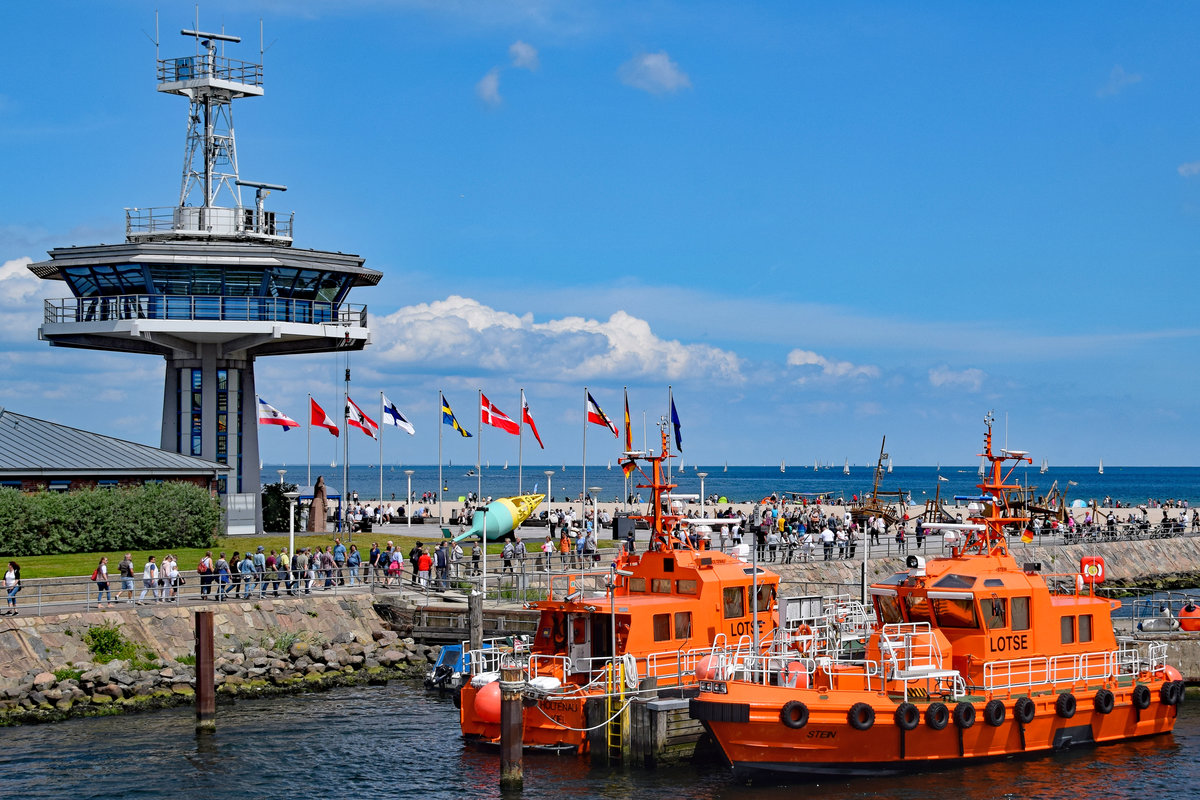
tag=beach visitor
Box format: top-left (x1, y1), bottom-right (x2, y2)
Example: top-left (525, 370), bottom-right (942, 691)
top-left (471, 540), bottom-right (483, 576)
top-left (137, 555), bottom-right (158, 604)
top-left (502, 538), bottom-right (515, 573)
top-left (368, 542), bottom-right (381, 584)
top-left (93, 556), bottom-right (113, 607)
top-left (4, 561), bottom-right (20, 615)
top-left (417, 547), bottom-right (432, 587)
top-left (333, 538), bottom-right (347, 585)
top-left (164, 555), bottom-right (180, 601)
top-left (559, 532), bottom-right (571, 567)
top-left (347, 543), bottom-right (361, 586)
top-left (435, 541), bottom-right (449, 589)
top-left (821, 526), bottom-right (835, 561)
top-left (229, 551), bottom-right (242, 598)
top-left (275, 548), bottom-right (288, 597)
top-left (239, 552), bottom-right (255, 598)
top-left (198, 550), bottom-right (214, 599)
top-left (409, 542), bottom-right (423, 585)
top-left (253, 546), bottom-right (267, 597)
top-left (320, 546), bottom-right (336, 589)
top-left (117, 553), bottom-right (135, 603)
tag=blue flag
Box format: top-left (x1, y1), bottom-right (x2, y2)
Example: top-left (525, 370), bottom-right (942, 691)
top-left (670, 395), bottom-right (682, 452)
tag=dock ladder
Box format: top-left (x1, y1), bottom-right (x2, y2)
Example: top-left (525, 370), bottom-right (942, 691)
top-left (604, 659), bottom-right (627, 763)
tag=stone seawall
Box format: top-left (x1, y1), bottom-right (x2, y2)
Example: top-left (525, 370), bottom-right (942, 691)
top-left (0, 595), bottom-right (442, 724)
top-left (771, 535), bottom-right (1200, 589)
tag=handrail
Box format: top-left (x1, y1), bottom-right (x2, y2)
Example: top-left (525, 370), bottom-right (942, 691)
top-left (43, 295), bottom-right (367, 327)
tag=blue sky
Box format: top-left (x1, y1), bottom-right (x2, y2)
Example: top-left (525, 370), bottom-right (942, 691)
top-left (2, 1), bottom-right (1199, 469)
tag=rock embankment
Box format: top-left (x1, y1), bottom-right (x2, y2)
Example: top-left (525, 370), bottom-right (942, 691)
top-left (0, 595), bottom-right (442, 725)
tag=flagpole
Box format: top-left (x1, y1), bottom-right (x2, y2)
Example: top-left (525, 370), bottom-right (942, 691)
top-left (581, 386), bottom-right (587, 529)
top-left (378, 391), bottom-right (384, 510)
top-left (438, 391), bottom-right (444, 525)
top-left (307, 393), bottom-right (312, 488)
top-left (477, 388), bottom-right (483, 506)
top-left (518, 389), bottom-right (524, 497)
top-left (667, 385), bottom-right (674, 487)
top-left (342, 361), bottom-right (349, 537)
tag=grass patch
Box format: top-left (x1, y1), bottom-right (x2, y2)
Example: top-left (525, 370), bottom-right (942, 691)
top-left (54, 667), bottom-right (83, 682)
top-left (177, 654), bottom-right (196, 666)
top-left (83, 621), bottom-right (159, 669)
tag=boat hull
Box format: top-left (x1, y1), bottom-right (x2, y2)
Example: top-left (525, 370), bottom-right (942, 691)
top-left (692, 684), bottom-right (1178, 781)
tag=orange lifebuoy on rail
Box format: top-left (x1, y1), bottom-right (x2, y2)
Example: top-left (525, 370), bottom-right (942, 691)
top-left (791, 624), bottom-right (815, 654)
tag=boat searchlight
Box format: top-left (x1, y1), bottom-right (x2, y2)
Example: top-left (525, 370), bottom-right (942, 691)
top-left (906, 555), bottom-right (927, 577)
top-left (564, 590), bottom-right (583, 603)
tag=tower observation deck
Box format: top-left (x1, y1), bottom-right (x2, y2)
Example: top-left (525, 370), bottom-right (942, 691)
top-left (28, 25), bottom-right (383, 532)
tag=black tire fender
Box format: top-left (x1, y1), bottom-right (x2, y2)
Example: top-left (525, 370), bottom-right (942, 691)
top-left (894, 702), bottom-right (919, 731)
top-left (1056, 692), bottom-right (1077, 719)
top-left (1014, 695), bottom-right (1036, 725)
top-left (848, 702), bottom-right (875, 731)
top-left (1093, 688), bottom-right (1115, 714)
top-left (984, 699), bottom-right (1006, 727)
top-left (925, 701), bottom-right (949, 731)
top-left (780, 700), bottom-right (809, 729)
top-left (953, 701), bottom-right (976, 729)
top-left (1132, 684), bottom-right (1151, 710)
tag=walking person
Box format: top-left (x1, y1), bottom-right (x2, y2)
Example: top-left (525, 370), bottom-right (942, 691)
top-left (3, 561), bottom-right (20, 615)
top-left (164, 555), bottom-right (180, 602)
top-left (253, 546), bottom-right (267, 598)
top-left (228, 551), bottom-right (242, 599)
top-left (215, 552), bottom-right (230, 600)
top-left (408, 541), bottom-right (423, 586)
top-left (197, 550), bottom-right (214, 599)
top-left (239, 552), bottom-right (255, 598)
top-left (137, 555), bottom-right (158, 604)
top-left (92, 556), bottom-right (114, 607)
top-left (347, 543), bottom-right (361, 586)
top-left (117, 553), bottom-right (135, 604)
top-left (434, 541), bottom-right (449, 589)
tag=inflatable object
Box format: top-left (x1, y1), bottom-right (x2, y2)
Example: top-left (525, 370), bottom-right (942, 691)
top-left (455, 494), bottom-right (545, 542)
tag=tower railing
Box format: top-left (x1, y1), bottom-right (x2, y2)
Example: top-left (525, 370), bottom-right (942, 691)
top-left (158, 54), bottom-right (263, 88)
top-left (43, 295), bottom-right (367, 327)
top-left (126, 207), bottom-right (294, 243)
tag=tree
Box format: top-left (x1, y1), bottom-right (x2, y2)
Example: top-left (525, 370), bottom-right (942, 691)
top-left (261, 482), bottom-right (299, 533)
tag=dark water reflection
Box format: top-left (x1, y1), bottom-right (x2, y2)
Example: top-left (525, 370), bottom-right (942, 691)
top-left (0, 685), bottom-right (1191, 799)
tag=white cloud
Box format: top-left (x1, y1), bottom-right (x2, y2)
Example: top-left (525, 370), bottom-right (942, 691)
top-left (1179, 162), bottom-right (1200, 178)
top-left (509, 41), bottom-right (539, 71)
top-left (0, 257), bottom-right (44, 343)
top-left (929, 366), bottom-right (985, 392)
top-left (618, 51), bottom-right (691, 95)
top-left (1097, 64), bottom-right (1142, 98)
top-left (786, 348), bottom-right (879, 380)
top-left (371, 295), bottom-right (743, 382)
top-left (476, 68), bottom-right (502, 106)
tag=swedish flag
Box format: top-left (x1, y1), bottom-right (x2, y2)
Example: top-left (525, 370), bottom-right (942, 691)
top-left (441, 393), bottom-right (472, 438)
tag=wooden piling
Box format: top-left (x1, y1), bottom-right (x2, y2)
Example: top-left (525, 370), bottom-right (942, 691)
top-left (195, 610), bottom-right (215, 733)
top-left (469, 590), bottom-right (483, 654)
top-left (499, 663), bottom-right (524, 791)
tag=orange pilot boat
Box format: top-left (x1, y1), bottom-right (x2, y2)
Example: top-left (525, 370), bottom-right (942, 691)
top-left (458, 425), bottom-right (780, 753)
top-left (690, 414), bottom-right (1182, 780)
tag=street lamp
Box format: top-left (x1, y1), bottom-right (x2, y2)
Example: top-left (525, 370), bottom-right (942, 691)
top-left (283, 489), bottom-right (300, 568)
top-left (697, 472), bottom-right (708, 519)
top-left (277, 469), bottom-right (286, 486)
top-left (589, 486), bottom-right (603, 540)
top-left (404, 470), bottom-right (415, 528)
top-left (544, 470), bottom-right (555, 516)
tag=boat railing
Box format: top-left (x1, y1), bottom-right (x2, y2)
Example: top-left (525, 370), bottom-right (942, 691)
top-left (980, 645), bottom-right (1145, 694)
top-left (527, 653), bottom-right (571, 681)
top-left (465, 637), bottom-right (529, 675)
top-left (879, 622), bottom-right (944, 675)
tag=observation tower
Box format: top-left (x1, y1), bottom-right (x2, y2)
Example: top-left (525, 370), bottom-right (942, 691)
top-left (29, 27), bottom-right (382, 531)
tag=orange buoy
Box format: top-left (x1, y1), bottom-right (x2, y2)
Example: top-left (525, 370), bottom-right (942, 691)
top-left (1179, 604), bottom-right (1200, 632)
top-left (474, 680), bottom-right (502, 723)
top-left (696, 655), bottom-right (719, 681)
top-left (782, 660), bottom-right (810, 689)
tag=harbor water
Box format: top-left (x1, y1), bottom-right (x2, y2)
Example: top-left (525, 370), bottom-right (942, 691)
top-left (0, 682), bottom-right (1193, 799)
top-left (279, 464), bottom-right (1200, 508)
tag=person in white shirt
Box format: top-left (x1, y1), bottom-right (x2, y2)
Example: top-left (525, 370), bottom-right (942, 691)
top-left (138, 556), bottom-right (158, 604)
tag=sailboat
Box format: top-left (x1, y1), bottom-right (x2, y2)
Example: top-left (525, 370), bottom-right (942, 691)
top-left (1099, 459), bottom-right (1104, 475)
top-left (843, 458), bottom-right (850, 475)
top-left (607, 460), bottom-right (612, 470)
top-left (723, 461), bottom-right (728, 472)
top-left (503, 461), bottom-right (508, 470)
top-left (978, 457), bottom-right (986, 477)
top-left (886, 457), bottom-right (893, 474)
top-left (813, 459), bottom-right (818, 472)
top-left (1040, 458), bottom-right (1048, 474)
top-left (780, 459), bottom-right (786, 474)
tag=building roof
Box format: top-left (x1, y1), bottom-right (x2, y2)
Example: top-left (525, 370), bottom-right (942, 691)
top-left (0, 407), bottom-right (230, 478)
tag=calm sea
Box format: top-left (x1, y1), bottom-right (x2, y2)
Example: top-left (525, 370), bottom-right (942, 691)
top-left (270, 464), bottom-right (1200, 507)
top-left (0, 683), bottom-right (1192, 799)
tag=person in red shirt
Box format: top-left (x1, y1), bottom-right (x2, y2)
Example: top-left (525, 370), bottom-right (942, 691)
top-left (417, 548), bottom-right (433, 587)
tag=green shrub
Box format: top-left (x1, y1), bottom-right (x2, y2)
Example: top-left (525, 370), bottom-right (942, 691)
top-left (0, 483), bottom-right (221, 557)
top-left (54, 667), bottom-right (83, 682)
top-left (177, 654), bottom-right (196, 666)
top-left (84, 621), bottom-right (135, 663)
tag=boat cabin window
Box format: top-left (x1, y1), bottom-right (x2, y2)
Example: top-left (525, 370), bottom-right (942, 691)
top-left (933, 574), bottom-right (977, 589)
top-left (982, 597), bottom-right (1007, 629)
top-left (904, 594), bottom-right (932, 623)
top-left (754, 584), bottom-right (776, 613)
top-left (984, 579), bottom-right (1004, 587)
top-left (1079, 614), bottom-right (1093, 643)
top-left (676, 579), bottom-right (698, 595)
top-left (629, 578), bottom-right (646, 593)
top-left (723, 587), bottom-right (745, 619)
top-left (653, 613), bottom-right (671, 642)
top-left (932, 598), bottom-right (980, 629)
top-left (876, 595), bottom-right (904, 624)
top-left (1011, 597), bottom-right (1031, 631)
top-left (1061, 616), bottom-right (1075, 644)
top-left (651, 579), bottom-right (672, 594)
top-left (675, 611), bottom-right (693, 640)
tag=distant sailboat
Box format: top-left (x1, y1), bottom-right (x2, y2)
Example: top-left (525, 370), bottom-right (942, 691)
top-left (843, 458), bottom-right (850, 475)
top-left (486, 460), bottom-right (490, 469)
top-left (781, 459), bottom-right (786, 473)
top-left (887, 458), bottom-right (893, 474)
top-left (1040, 458), bottom-right (1048, 474)
top-left (561, 464), bottom-right (565, 472)
top-left (813, 459), bottom-right (818, 472)
top-left (1099, 459), bottom-right (1104, 475)
top-left (503, 461), bottom-right (508, 470)
top-left (723, 461), bottom-right (728, 472)
top-left (978, 457), bottom-right (986, 477)
top-left (330, 460), bottom-right (336, 468)
top-left (607, 460), bottom-right (612, 470)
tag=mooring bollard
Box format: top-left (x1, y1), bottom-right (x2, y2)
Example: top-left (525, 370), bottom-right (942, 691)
top-left (499, 662), bottom-right (524, 791)
top-left (195, 610), bottom-right (215, 733)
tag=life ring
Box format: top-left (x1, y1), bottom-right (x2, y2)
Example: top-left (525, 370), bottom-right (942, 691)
top-left (1014, 696), bottom-right (1036, 725)
top-left (1132, 684), bottom-right (1152, 710)
top-left (780, 700), bottom-right (810, 729)
top-left (984, 699), bottom-right (1006, 727)
top-left (791, 624), bottom-right (815, 654)
top-left (848, 702), bottom-right (875, 731)
top-left (1056, 692), bottom-right (1077, 719)
top-left (953, 701), bottom-right (976, 729)
top-left (1093, 688), bottom-right (1115, 714)
top-left (925, 701), bottom-right (949, 731)
top-left (894, 702), bottom-right (920, 731)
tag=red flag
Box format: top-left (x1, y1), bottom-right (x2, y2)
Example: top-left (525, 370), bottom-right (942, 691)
top-left (346, 396), bottom-right (379, 439)
top-left (480, 393), bottom-right (520, 435)
top-left (622, 388), bottom-right (634, 477)
top-left (586, 391), bottom-right (618, 437)
top-left (521, 390), bottom-right (544, 449)
top-left (310, 397), bottom-right (339, 437)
